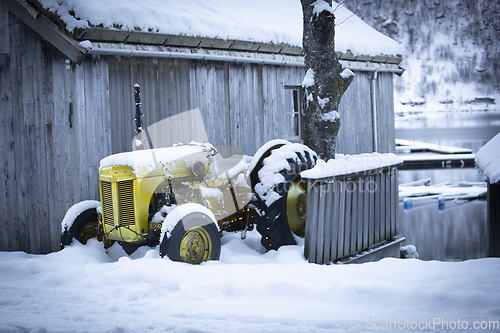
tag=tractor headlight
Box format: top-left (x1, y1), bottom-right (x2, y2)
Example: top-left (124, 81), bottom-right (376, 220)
top-left (192, 161), bottom-right (206, 177)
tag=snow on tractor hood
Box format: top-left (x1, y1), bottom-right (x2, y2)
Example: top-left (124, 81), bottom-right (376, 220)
top-left (99, 144), bottom-right (210, 175)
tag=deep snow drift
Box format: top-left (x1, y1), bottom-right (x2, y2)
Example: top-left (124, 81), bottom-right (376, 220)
top-left (0, 230), bottom-right (499, 333)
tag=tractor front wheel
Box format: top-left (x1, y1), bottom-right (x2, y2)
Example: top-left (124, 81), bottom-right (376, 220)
top-left (61, 208), bottom-right (99, 247)
top-left (160, 211), bottom-right (221, 264)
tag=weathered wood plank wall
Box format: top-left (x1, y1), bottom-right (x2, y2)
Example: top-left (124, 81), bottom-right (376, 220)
top-left (107, 57), bottom-right (305, 156)
top-left (0, 4), bottom-right (8, 53)
top-left (337, 71), bottom-right (374, 154)
top-left (337, 71), bottom-right (395, 155)
top-left (108, 57), bottom-right (193, 154)
top-left (106, 56), bottom-right (394, 157)
top-left (0, 6), bottom-right (16, 251)
top-left (375, 72), bottom-right (396, 153)
top-left (0, 9), bottom-right (110, 253)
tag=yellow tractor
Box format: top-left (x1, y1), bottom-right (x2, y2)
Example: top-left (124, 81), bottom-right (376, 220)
top-left (61, 139), bottom-right (316, 264)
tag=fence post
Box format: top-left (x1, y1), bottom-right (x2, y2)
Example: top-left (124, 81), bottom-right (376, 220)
top-left (323, 182), bottom-right (335, 263)
top-left (304, 181), bottom-right (319, 262)
top-left (316, 182), bottom-right (326, 264)
top-left (331, 181), bottom-right (340, 261)
top-left (356, 178), bottom-right (364, 253)
top-left (489, 182), bottom-right (500, 257)
top-left (350, 180), bottom-right (358, 255)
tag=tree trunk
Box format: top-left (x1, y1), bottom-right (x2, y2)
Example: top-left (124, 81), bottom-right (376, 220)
top-left (301, 0), bottom-right (354, 160)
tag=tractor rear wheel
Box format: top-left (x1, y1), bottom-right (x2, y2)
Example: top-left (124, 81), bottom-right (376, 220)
top-left (254, 145), bottom-right (316, 251)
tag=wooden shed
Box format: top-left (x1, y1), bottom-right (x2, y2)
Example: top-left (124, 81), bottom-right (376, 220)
top-left (0, 0), bottom-right (403, 253)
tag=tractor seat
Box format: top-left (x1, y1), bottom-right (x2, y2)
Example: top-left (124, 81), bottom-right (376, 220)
top-left (207, 154), bottom-right (248, 180)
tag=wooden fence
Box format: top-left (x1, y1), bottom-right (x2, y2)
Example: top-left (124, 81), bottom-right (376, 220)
top-left (303, 162), bottom-right (403, 264)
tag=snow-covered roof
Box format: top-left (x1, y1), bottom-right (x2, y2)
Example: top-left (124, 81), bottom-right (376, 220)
top-left (36, 0), bottom-right (403, 59)
top-left (475, 132), bottom-right (500, 184)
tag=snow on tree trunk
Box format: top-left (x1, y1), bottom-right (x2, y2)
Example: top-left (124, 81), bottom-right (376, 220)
top-left (301, 0), bottom-right (354, 160)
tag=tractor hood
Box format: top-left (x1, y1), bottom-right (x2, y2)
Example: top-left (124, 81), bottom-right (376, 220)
top-left (99, 145), bottom-right (210, 177)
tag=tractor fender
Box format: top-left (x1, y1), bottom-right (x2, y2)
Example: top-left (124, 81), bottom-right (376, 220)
top-left (248, 139), bottom-right (292, 189)
top-left (61, 200), bottom-right (101, 234)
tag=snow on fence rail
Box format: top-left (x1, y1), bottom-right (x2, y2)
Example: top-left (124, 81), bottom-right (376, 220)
top-left (301, 154), bottom-right (403, 264)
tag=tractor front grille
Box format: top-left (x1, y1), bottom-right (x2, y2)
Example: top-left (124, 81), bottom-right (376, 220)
top-left (101, 181), bottom-right (114, 227)
top-left (100, 180), bottom-right (136, 228)
top-left (117, 180), bottom-right (135, 227)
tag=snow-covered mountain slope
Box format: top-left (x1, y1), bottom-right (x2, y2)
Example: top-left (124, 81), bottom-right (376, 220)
top-left (343, 0), bottom-right (500, 110)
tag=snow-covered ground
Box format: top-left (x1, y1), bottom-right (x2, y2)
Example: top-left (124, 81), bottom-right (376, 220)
top-left (0, 230), bottom-right (499, 333)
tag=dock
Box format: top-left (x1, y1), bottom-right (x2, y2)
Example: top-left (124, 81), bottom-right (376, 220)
top-left (396, 139), bottom-right (473, 154)
top-left (399, 180), bottom-right (487, 210)
top-left (396, 139), bottom-right (476, 169)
